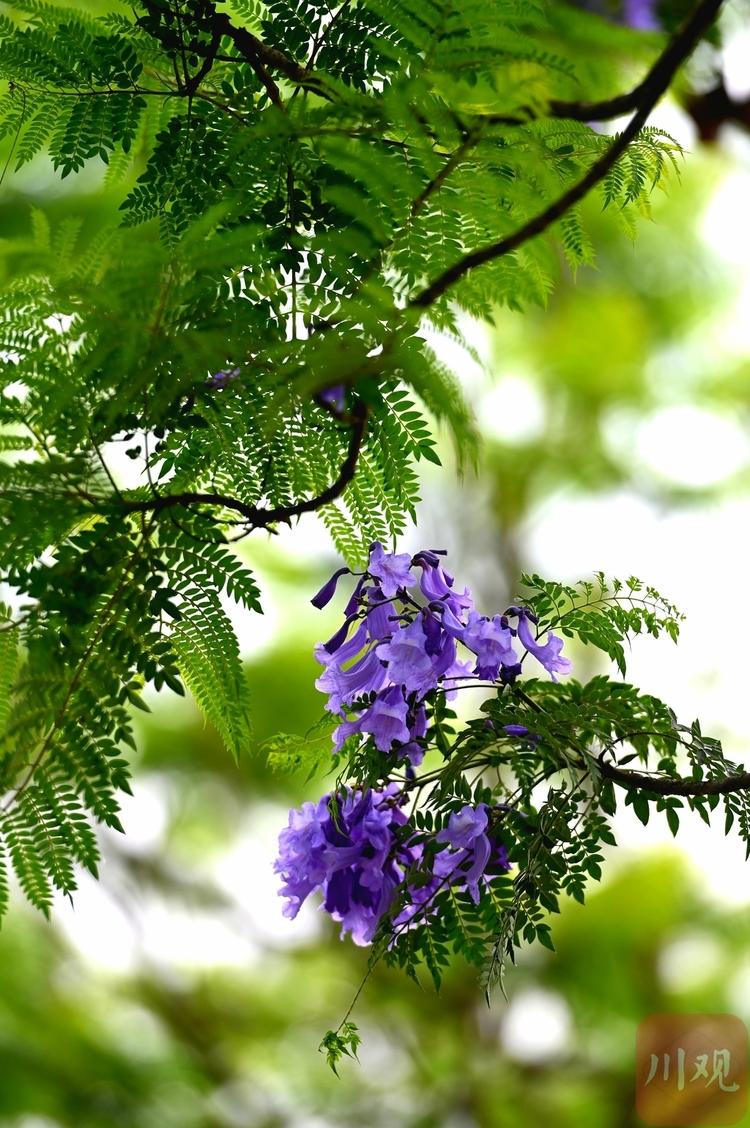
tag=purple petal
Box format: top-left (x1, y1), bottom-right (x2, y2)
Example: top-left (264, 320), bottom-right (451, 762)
top-left (311, 566), bottom-right (350, 609)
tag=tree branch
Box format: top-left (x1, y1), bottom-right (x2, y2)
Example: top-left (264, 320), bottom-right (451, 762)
top-left (684, 79), bottom-right (750, 141)
top-left (118, 399), bottom-right (368, 528)
top-left (598, 759), bottom-right (750, 797)
top-left (410, 128), bottom-right (480, 217)
top-left (484, 5), bottom-right (726, 128)
top-left (411, 0), bottom-right (724, 309)
top-left (183, 23), bottom-right (222, 97)
top-left (210, 11), bottom-right (334, 101)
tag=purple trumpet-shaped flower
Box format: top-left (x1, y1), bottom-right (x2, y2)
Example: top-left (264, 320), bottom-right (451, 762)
top-left (375, 616), bottom-right (438, 699)
top-left (358, 685), bottom-right (411, 751)
top-left (275, 785), bottom-right (419, 945)
top-left (318, 384), bottom-right (346, 413)
top-left (332, 714), bottom-right (364, 754)
top-left (503, 723), bottom-right (540, 742)
top-left (314, 619), bottom-right (368, 667)
top-left (275, 796), bottom-right (332, 920)
top-left (311, 566), bottom-right (351, 610)
top-left (460, 611), bottom-right (519, 680)
top-left (415, 553), bottom-right (474, 619)
top-left (623, 0), bottom-right (659, 30)
top-left (362, 583), bottom-right (398, 641)
top-left (440, 653), bottom-right (476, 700)
top-left (318, 613), bottom-right (360, 657)
top-left (310, 546), bottom-right (574, 762)
top-left (514, 611), bottom-right (572, 678)
top-left (437, 803), bottom-right (489, 849)
top-left (207, 365), bottom-right (241, 390)
top-left (367, 542), bottom-right (415, 599)
top-left (435, 803), bottom-right (510, 903)
top-left (394, 803), bottom-right (512, 926)
top-left (315, 647), bottom-right (388, 715)
top-left (393, 703), bottom-right (429, 767)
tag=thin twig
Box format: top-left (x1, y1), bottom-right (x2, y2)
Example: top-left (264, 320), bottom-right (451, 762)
top-left (116, 399), bottom-right (368, 528)
top-left (411, 0), bottom-right (724, 308)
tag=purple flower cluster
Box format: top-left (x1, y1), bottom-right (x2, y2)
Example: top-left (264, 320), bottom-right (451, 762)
top-left (394, 803), bottom-right (511, 929)
top-left (274, 784), bottom-right (420, 945)
top-left (312, 543), bottom-right (571, 762)
top-left (318, 384), bottom-right (346, 413)
top-left (275, 546), bottom-right (568, 948)
top-left (276, 792), bottom-right (510, 943)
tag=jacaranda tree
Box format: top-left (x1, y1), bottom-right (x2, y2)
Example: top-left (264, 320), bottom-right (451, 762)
top-left (0, 0), bottom-right (743, 1066)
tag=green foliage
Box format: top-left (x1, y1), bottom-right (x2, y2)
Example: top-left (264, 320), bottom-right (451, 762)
top-left (319, 1021), bottom-right (361, 1075)
top-left (519, 570), bottom-right (683, 674)
top-left (262, 714), bottom-right (335, 778)
top-left (336, 574), bottom-right (749, 1015)
top-left (0, 0), bottom-right (706, 923)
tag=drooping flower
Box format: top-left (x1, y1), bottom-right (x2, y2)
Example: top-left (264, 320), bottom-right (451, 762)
top-left (394, 702), bottom-right (429, 767)
top-left (315, 647), bottom-right (388, 715)
top-left (623, 0), bottom-right (659, 30)
top-left (440, 653), bottom-right (476, 700)
top-left (437, 803), bottom-right (489, 849)
top-left (435, 803), bottom-right (509, 903)
top-left (375, 616), bottom-right (438, 698)
top-left (514, 611), bottom-right (572, 678)
top-left (311, 566), bottom-right (351, 610)
top-left (275, 796), bottom-right (332, 920)
top-left (332, 715), bottom-right (364, 754)
top-left (414, 552), bottom-right (474, 619)
top-left (503, 724), bottom-right (541, 748)
top-left (314, 619), bottom-right (368, 666)
top-left (310, 547), bottom-right (572, 763)
top-left (394, 803), bottom-right (512, 927)
top-left (275, 785), bottom-right (419, 945)
top-left (318, 384), bottom-right (346, 413)
top-left (460, 611), bottom-right (519, 680)
top-left (358, 684), bottom-right (411, 751)
top-left (362, 583), bottom-right (398, 641)
top-left (276, 791), bottom-right (515, 944)
top-left (207, 365), bottom-right (241, 390)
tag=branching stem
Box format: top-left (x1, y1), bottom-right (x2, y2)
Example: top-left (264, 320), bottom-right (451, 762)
top-left (117, 400), bottom-right (368, 529)
top-left (412, 0), bottom-right (724, 307)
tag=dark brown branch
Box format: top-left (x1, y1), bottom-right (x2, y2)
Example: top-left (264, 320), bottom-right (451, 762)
top-left (14, 83), bottom-right (182, 98)
top-left (210, 11), bottom-right (334, 101)
top-left (118, 399), bottom-right (368, 528)
top-left (183, 25), bottom-right (223, 97)
top-left (512, 690), bottom-right (750, 799)
top-left (247, 55), bottom-right (284, 108)
top-left (411, 0), bottom-right (724, 309)
top-left (550, 0), bottom-right (724, 124)
top-left (598, 759), bottom-right (750, 797)
top-left (476, 5), bottom-right (727, 128)
top-left (684, 79), bottom-right (750, 141)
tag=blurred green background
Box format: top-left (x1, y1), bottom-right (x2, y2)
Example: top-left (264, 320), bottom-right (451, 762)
top-left (3, 1), bottom-right (750, 1124)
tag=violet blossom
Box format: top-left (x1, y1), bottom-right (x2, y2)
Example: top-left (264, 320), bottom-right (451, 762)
top-left (318, 384), bottom-right (347, 413)
top-left (513, 610), bottom-right (573, 679)
top-left (367, 543), bottom-right (414, 598)
top-left (207, 365), bottom-right (241, 390)
top-left (435, 803), bottom-right (503, 903)
top-left (276, 791), bottom-right (512, 943)
top-left (311, 543), bottom-right (571, 763)
top-left (275, 785), bottom-right (419, 945)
